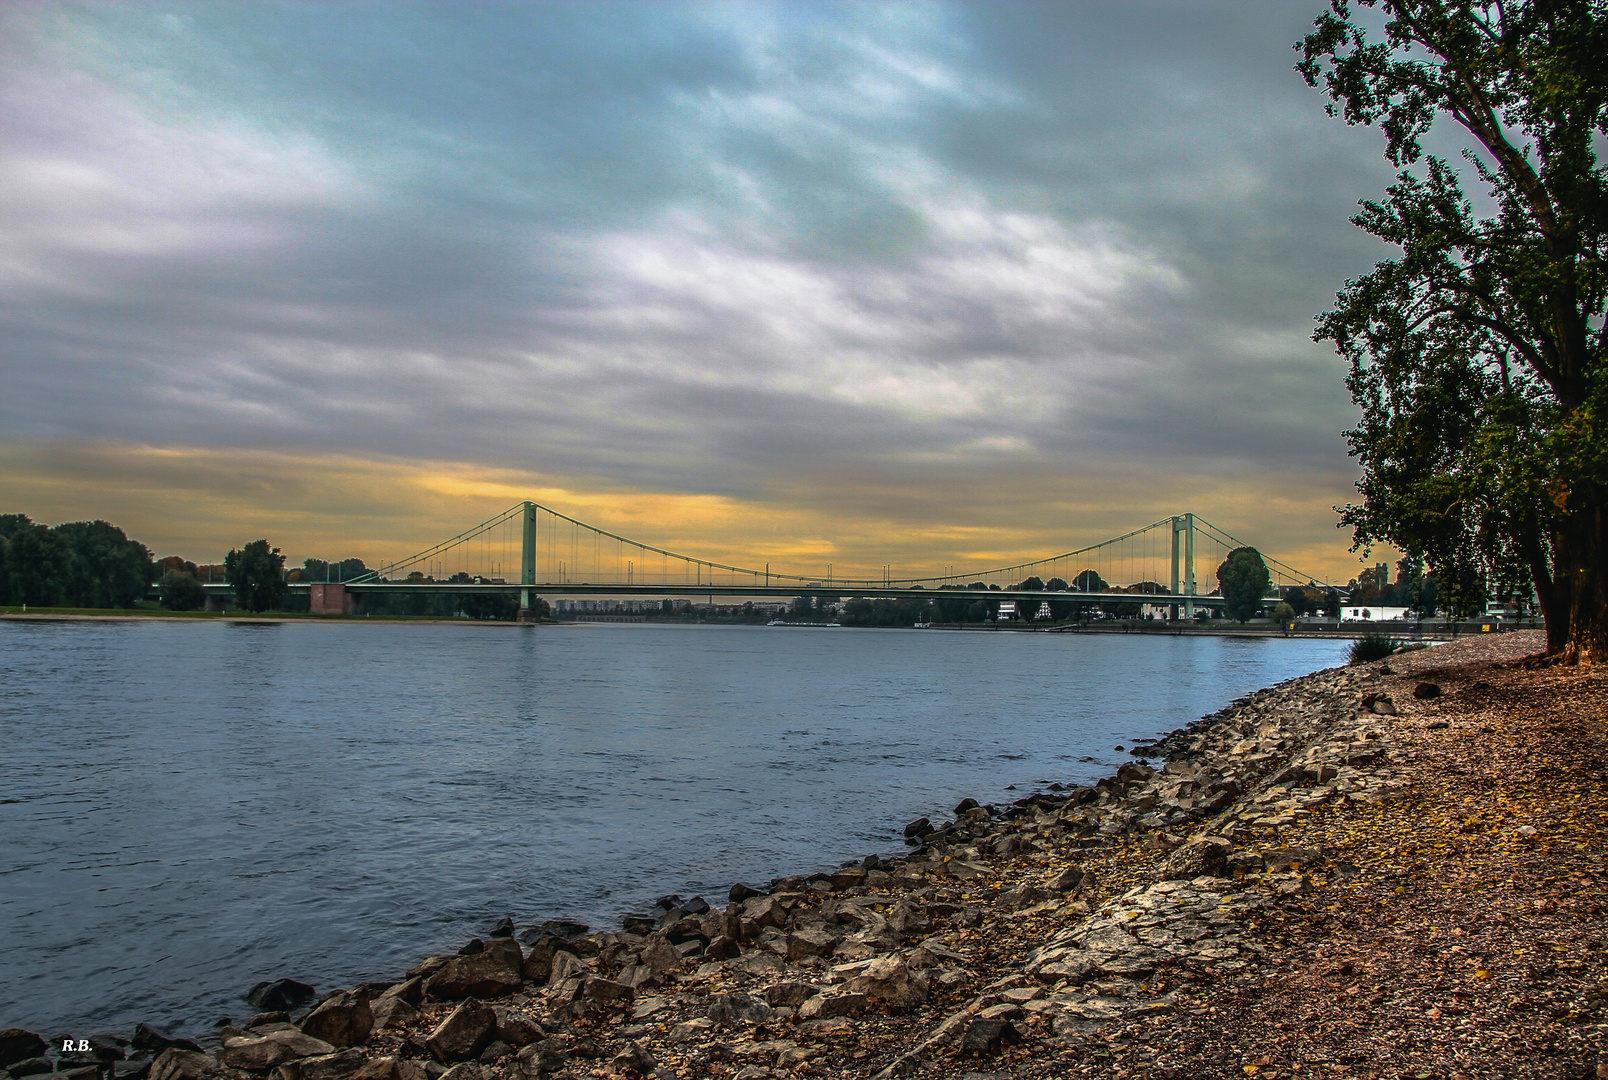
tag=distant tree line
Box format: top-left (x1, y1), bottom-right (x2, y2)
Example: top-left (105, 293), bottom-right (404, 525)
top-left (0, 514), bottom-right (158, 608)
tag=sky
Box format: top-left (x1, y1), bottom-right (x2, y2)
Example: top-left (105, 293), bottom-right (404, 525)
top-left (0, 0), bottom-right (1410, 583)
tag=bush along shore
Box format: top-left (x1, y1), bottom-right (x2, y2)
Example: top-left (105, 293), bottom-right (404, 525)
top-left (4, 630), bottom-right (1602, 1080)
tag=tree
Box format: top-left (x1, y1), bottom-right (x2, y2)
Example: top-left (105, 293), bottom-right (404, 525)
top-left (54, 520), bottom-right (155, 608)
top-left (1300, 0), bottom-right (1608, 663)
top-left (7, 523), bottom-right (72, 606)
top-left (1217, 546), bottom-right (1272, 623)
top-left (160, 569), bottom-right (206, 611)
top-left (1072, 569), bottom-right (1107, 592)
top-left (225, 539), bottom-right (288, 612)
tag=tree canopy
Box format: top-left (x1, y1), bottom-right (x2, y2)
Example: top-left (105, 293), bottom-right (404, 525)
top-left (1300, 0), bottom-right (1608, 662)
top-left (1217, 546), bottom-right (1273, 624)
top-left (225, 539), bottom-right (289, 613)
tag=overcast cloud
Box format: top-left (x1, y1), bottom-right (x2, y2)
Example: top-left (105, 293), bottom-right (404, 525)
top-left (0, 1), bottom-right (1403, 576)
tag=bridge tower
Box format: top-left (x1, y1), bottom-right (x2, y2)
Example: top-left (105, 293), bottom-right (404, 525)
top-left (1170, 514), bottom-right (1196, 621)
top-left (519, 500), bottom-right (537, 621)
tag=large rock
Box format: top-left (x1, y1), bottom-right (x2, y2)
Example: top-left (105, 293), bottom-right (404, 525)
top-left (0, 1032), bottom-right (47, 1070)
top-left (637, 935), bottom-right (681, 975)
top-left (427, 939), bottom-right (523, 1000)
top-left (425, 999), bottom-right (497, 1063)
top-left (221, 1031), bottom-right (336, 1072)
top-left (846, 955), bottom-right (928, 1008)
top-left (796, 992), bottom-right (866, 1020)
top-left (267, 1049), bottom-right (368, 1080)
top-left (491, 1008), bottom-right (543, 1048)
top-left (785, 928), bottom-right (837, 960)
top-left (149, 1050), bottom-right (228, 1080)
top-left (512, 1042), bottom-right (568, 1080)
top-left (246, 980), bottom-right (317, 1012)
top-left (580, 977), bottom-right (634, 1005)
top-left (369, 995), bottom-right (418, 1031)
top-left (131, 1026), bottom-right (203, 1056)
top-left (706, 992), bottom-right (776, 1027)
top-left (1163, 836), bottom-right (1233, 880)
top-left (348, 1059), bottom-right (427, 1080)
top-left (545, 950), bottom-right (589, 987)
top-left (299, 993), bottom-right (373, 1048)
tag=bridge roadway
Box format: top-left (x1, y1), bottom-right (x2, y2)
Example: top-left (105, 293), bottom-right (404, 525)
top-left (206, 582), bottom-right (1244, 608)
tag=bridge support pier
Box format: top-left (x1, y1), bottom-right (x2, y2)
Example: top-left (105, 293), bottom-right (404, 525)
top-left (309, 583), bottom-right (353, 615)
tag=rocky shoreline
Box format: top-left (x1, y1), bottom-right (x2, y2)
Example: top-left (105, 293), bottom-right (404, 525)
top-left (5, 630), bottom-right (1601, 1080)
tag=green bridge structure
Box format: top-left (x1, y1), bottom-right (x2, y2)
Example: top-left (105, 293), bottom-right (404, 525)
top-left (203, 502), bottom-right (1336, 619)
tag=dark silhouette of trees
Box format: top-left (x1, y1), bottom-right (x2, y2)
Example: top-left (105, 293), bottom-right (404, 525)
top-left (1217, 546), bottom-right (1272, 624)
top-left (225, 539), bottom-right (288, 613)
top-left (1300, 0), bottom-right (1608, 662)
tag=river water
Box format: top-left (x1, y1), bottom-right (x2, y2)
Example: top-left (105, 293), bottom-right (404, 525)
top-left (0, 619), bottom-right (1348, 1037)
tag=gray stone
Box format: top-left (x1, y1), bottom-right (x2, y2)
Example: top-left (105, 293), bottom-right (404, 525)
top-left (512, 1043), bottom-right (568, 1079)
top-left (426, 939), bottom-right (523, 1000)
top-left (580, 976), bottom-right (634, 1004)
top-left (763, 982), bottom-right (821, 1008)
top-left (609, 1042), bottom-right (655, 1074)
top-left (369, 995), bottom-right (418, 1031)
top-left (131, 1026), bottom-right (202, 1057)
top-left (300, 993), bottom-right (373, 1048)
top-left (245, 980), bottom-right (317, 1012)
top-left (637, 935), bottom-right (681, 975)
top-left (436, 1064), bottom-right (484, 1080)
top-left (148, 1050), bottom-right (227, 1080)
top-left (665, 1019), bottom-right (712, 1044)
top-left (545, 951), bottom-right (589, 987)
top-left (347, 1058), bottom-right (427, 1080)
top-left (491, 1009), bottom-right (543, 1048)
top-left (958, 1018), bottom-right (1012, 1055)
top-left (784, 928), bottom-right (836, 960)
top-left (706, 992), bottom-right (775, 1027)
top-left (1163, 836), bottom-right (1232, 880)
top-left (795, 993), bottom-right (866, 1021)
top-left (221, 1031), bottom-right (337, 1072)
top-left (847, 955), bottom-right (928, 1008)
top-left (424, 999), bottom-right (497, 1063)
top-left (268, 1049), bottom-right (368, 1080)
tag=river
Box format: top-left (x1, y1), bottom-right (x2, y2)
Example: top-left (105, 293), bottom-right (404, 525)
top-left (0, 619), bottom-right (1348, 1038)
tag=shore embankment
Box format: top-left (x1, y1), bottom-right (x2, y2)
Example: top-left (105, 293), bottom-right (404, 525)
top-left (5, 630), bottom-right (1602, 1080)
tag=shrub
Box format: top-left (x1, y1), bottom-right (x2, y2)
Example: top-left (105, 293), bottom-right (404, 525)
top-left (1348, 632), bottom-right (1398, 665)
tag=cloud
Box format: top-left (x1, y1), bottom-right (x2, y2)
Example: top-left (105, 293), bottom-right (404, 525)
top-left (0, 1), bottom-right (1401, 578)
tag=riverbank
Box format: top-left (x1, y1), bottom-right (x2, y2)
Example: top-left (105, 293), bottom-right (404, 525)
top-left (5, 631), bottom-right (1600, 1080)
top-left (0, 606), bottom-right (1531, 642)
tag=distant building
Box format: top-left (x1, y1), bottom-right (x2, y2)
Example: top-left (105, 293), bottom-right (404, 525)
top-left (997, 600), bottom-right (1017, 620)
top-left (1341, 605), bottom-right (1410, 621)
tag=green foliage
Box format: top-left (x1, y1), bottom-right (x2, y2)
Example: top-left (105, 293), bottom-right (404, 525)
top-left (1216, 546), bottom-right (1272, 623)
top-left (839, 597), bottom-right (936, 626)
top-left (160, 569), bottom-right (206, 611)
top-left (1349, 632), bottom-right (1400, 665)
top-left (1273, 601), bottom-right (1297, 624)
top-left (7, 522), bottom-right (73, 606)
top-left (1300, 0), bottom-right (1608, 660)
top-left (1073, 569), bottom-right (1107, 592)
top-left (54, 520), bottom-right (155, 607)
top-left (225, 539), bottom-right (289, 613)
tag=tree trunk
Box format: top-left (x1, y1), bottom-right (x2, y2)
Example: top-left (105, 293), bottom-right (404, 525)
top-left (1549, 482), bottom-right (1608, 664)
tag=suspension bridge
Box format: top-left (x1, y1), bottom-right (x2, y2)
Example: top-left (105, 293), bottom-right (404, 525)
top-left (240, 502), bottom-right (1336, 620)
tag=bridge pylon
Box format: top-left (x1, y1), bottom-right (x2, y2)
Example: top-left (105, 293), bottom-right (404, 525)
top-left (519, 500), bottom-right (537, 621)
top-left (1170, 514), bottom-right (1196, 621)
